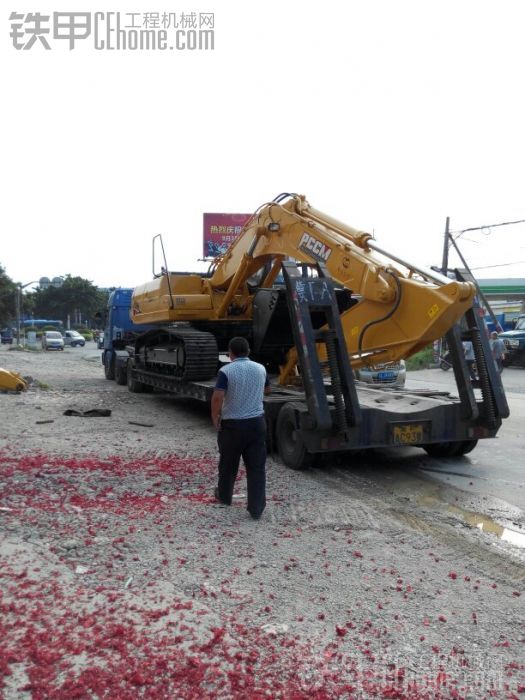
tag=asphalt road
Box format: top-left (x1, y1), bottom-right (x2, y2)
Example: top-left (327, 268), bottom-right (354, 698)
top-left (394, 366), bottom-right (525, 517)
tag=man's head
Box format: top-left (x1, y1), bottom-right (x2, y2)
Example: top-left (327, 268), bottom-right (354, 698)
top-left (228, 336), bottom-right (250, 358)
top-left (491, 331), bottom-right (498, 339)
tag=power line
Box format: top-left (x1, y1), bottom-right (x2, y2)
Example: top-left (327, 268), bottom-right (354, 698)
top-left (471, 260), bottom-right (525, 271)
top-left (451, 217), bottom-right (525, 237)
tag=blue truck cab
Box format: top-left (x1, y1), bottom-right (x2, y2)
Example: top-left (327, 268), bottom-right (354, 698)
top-left (499, 314), bottom-right (525, 367)
top-left (102, 288), bottom-right (156, 381)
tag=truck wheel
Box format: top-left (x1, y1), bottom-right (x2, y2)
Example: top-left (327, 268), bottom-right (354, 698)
top-left (423, 442), bottom-right (461, 457)
top-left (276, 403), bottom-right (315, 470)
top-left (127, 360), bottom-right (144, 393)
top-left (104, 352), bottom-right (115, 380)
top-left (423, 440), bottom-right (477, 458)
top-left (115, 363), bottom-right (127, 385)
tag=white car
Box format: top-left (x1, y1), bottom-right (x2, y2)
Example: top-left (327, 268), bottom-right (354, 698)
top-left (41, 331), bottom-right (65, 351)
top-left (63, 330), bottom-right (86, 347)
top-left (354, 360), bottom-right (406, 387)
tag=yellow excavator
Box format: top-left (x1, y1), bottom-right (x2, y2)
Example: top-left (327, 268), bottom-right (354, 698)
top-left (131, 193), bottom-right (475, 379)
top-left (116, 193), bottom-right (508, 467)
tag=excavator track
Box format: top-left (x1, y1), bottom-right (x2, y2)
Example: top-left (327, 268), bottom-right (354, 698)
top-left (136, 326), bottom-right (218, 381)
top-left (174, 328), bottom-right (218, 380)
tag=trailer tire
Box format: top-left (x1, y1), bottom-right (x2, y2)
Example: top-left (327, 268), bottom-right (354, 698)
top-left (423, 439), bottom-right (478, 458)
top-left (127, 361), bottom-right (144, 393)
top-left (276, 403), bottom-right (315, 470)
top-left (115, 363), bottom-right (127, 385)
top-left (104, 352), bottom-right (115, 380)
top-left (456, 439), bottom-right (478, 455)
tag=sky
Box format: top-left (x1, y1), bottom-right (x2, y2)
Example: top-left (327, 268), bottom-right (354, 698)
top-left (2, 0), bottom-right (525, 292)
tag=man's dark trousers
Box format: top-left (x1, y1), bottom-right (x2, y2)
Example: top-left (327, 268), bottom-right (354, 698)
top-left (217, 416), bottom-right (266, 518)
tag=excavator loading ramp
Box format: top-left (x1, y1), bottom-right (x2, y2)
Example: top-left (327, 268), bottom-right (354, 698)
top-left (281, 261), bottom-right (361, 434)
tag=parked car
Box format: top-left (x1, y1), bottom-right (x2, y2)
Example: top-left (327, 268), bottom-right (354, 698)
top-left (63, 330), bottom-right (86, 347)
top-left (1, 328), bottom-right (13, 344)
top-left (354, 359), bottom-right (406, 387)
top-left (97, 332), bottom-right (104, 350)
top-left (499, 314), bottom-right (525, 367)
top-left (41, 331), bottom-right (65, 351)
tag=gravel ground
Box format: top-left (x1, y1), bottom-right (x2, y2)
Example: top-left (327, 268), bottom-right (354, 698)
top-left (0, 344), bottom-right (524, 699)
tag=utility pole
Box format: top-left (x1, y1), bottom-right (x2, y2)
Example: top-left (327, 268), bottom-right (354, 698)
top-left (435, 217), bottom-right (451, 364)
top-left (441, 216), bottom-right (450, 274)
top-left (16, 281), bottom-right (40, 346)
top-left (16, 285), bottom-right (21, 346)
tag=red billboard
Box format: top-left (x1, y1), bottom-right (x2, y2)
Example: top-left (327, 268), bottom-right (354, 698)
top-left (203, 212), bottom-right (252, 258)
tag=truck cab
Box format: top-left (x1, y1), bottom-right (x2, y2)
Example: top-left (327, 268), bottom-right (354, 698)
top-left (102, 288), bottom-right (157, 381)
top-left (499, 314), bottom-right (525, 367)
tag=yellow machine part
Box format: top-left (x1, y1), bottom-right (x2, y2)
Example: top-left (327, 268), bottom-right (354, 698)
top-left (0, 368), bottom-right (28, 392)
top-left (130, 194), bottom-right (477, 375)
top-left (131, 275), bottom-right (214, 323)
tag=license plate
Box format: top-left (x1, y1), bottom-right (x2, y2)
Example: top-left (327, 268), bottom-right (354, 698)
top-left (391, 423), bottom-right (424, 445)
top-left (378, 371), bottom-right (395, 380)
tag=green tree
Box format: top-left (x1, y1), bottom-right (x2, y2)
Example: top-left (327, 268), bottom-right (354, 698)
top-left (0, 264), bottom-right (17, 327)
top-left (32, 275), bottom-right (107, 326)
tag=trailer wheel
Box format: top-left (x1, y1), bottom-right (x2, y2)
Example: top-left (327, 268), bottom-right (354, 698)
top-left (276, 403), bottom-right (315, 470)
top-left (423, 439), bottom-right (478, 458)
top-left (104, 352), bottom-right (115, 380)
top-left (127, 360), bottom-right (144, 393)
top-left (456, 439), bottom-right (478, 455)
top-left (115, 363), bottom-right (127, 385)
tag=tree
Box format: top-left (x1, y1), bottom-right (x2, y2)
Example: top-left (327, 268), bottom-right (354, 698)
top-left (31, 275), bottom-right (107, 326)
top-left (0, 264), bottom-right (17, 327)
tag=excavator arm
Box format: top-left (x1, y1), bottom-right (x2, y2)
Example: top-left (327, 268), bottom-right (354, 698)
top-left (206, 195), bottom-right (475, 364)
top-left (131, 194), bottom-right (476, 375)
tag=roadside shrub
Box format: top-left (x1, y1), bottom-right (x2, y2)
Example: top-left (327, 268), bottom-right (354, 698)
top-left (68, 325), bottom-right (93, 341)
top-left (405, 345), bottom-right (435, 371)
top-left (73, 328), bottom-right (93, 341)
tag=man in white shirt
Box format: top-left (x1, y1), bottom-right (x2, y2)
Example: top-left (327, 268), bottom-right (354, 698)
top-left (211, 337), bottom-right (271, 520)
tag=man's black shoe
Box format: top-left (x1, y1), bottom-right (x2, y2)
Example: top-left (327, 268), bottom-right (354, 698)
top-left (214, 487), bottom-right (230, 505)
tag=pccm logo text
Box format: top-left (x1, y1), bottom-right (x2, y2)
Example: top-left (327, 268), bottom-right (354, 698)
top-left (298, 232), bottom-right (332, 262)
top-left (94, 13), bottom-right (214, 50)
